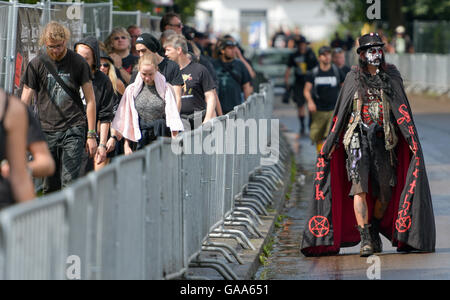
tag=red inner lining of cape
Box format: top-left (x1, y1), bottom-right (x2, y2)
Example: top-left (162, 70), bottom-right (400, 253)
top-left (304, 133), bottom-right (411, 255)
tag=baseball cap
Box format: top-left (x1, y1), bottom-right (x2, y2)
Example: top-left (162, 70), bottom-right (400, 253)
top-left (318, 46), bottom-right (332, 55)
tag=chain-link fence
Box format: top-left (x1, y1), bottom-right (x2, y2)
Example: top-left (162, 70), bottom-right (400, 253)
top-left (112, 10), bottom-right (161, 36)
top-left (0, 0), bottom-right (161, 93)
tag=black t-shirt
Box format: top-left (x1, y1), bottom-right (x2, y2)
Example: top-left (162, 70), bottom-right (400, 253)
top-left (158, 57), bottom-right (184, 86)
top-left (213, 58), bottom-right (251, 114)
top-left (287, 49), bottom-right (318, 85)
top-left (21, 50), bottom-right (92, 132)
top-left (306, 65), bottom-right (345, 111)
top-left (122, 54), bottom-right (139, 74)
top-left (129, 57), bottom-right (184, 87)
top-left (180, 61), bottom-right (216, 115)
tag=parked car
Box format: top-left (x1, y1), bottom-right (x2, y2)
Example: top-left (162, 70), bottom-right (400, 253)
top-left (249, 48), bottom-right (295, 94)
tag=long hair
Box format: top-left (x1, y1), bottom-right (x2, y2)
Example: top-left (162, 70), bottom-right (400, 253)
top-left (104, 27), bottom-right (132, 54)
top-left (357, 49), bottom-right (393, 98)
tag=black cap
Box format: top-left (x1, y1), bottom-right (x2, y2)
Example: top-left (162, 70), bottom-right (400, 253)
top-left (136, 33), bottom-right (164, 56)
top-left (318, 46), bottom-right (332, 56)
top-left (296, 36), bottom-right (308, 45)
top-left (357, 32), bottom-right (385, 54)
top-left (100, 50), bottom-right (114, 65)
top-left (220, 40), bottom-right (237, 49)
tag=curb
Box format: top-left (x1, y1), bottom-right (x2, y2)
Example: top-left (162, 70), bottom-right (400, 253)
top-left (184, 130), bottom-right (294, 280)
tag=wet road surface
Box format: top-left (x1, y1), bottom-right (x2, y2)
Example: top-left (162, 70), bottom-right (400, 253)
top-left (256, 94), bottom-right (450, 280)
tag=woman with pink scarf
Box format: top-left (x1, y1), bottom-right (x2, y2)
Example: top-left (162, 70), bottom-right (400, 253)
top-left (110, 54), bottom-right (184, 155)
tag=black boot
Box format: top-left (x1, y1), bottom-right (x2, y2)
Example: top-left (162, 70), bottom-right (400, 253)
top-left (357, 225), bottom-right (374, 257)
top-left (370, 218), bottom-right (383, 253)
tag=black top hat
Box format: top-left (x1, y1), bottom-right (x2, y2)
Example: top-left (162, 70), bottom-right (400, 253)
top-left (356, 32), bottom-right (385, 54)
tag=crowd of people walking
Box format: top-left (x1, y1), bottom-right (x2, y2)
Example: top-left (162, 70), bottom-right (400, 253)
top-left (0, 12), bottom-right (258, 204)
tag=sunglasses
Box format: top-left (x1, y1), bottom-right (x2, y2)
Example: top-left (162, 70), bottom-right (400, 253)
top-left (101, 63), bottom-right (110, 68)
top-left (114, 36), bottom-right (128, 41)
top-left (169, 23), bottom-right (183, 28)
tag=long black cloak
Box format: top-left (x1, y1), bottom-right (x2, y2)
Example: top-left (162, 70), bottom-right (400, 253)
top-left (301, 64), bottom-right (436, 256)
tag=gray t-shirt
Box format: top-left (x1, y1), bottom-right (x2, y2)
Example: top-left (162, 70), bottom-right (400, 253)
top-left (134, 84), bottom-right (165, 123)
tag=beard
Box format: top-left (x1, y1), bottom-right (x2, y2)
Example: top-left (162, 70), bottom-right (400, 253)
top-left (47, 48), bottom-right (67, 61)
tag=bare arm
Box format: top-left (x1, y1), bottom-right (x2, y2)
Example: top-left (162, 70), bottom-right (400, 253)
top-left (4, 98), bottom-right (35, 202)
top-left (173, 85), bottom-right (182, 112)
top-left (284, 67), bottom-right (291, 88)
top-left (203, 90), bottom-right (217, 123)
top-left (242, 82), bottom-right (253, 100)
top-left (304, 82), bottom-right (316, 113)
top-left (95, 122), bottom-right (110, 164)
top-left (21, 84), bottom-right (35, 106)
top-left (213, 89), bottom-right (223, 116)
top-left (82, 81), bottom-right (98, 157)
top-left (28, 141), bottom-right (55, 178)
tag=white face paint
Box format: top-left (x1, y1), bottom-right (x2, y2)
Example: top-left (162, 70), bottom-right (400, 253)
top-left (365, 46), bottom-right (383, 66)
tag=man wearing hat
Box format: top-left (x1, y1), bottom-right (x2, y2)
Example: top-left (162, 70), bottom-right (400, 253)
top-left (284, 37), bottom-right (318, 137)
top-left (133, 33), bottom-right (183, 112)
top-left (301, 33), bottom-right (435, 258)
top-left (212, 38), bottom-right (253, 114)
top-left (304, 45), bottom-right (345, 153)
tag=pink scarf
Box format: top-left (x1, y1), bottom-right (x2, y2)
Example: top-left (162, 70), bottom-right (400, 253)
top-left (112, 71), bottom-right (183, 142)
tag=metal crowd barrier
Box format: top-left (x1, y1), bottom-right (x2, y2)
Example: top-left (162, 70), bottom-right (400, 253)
top-left (0, 83), bottom-right (292, 280)
top-left (385, 53), bottom-right (450, 95)
top-left (347, 50), bottom-right (450, 95)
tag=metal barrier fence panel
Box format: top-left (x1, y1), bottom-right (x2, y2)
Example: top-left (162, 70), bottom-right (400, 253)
top-left (213, 116), bottom-right (227, 223)
top-left (0, 2), bottom-right (11, 90)
top-left (224, 111), bottom-right (236, 217)
top-left (0, 193), bottom-right (68, 280)
top-left (65, 176), bottom-right (96, 280)
top-left (83, 2), bottom-right (113, 43)
top-left (182, 129), bottom-right (205, 264)
top-left (144, 142), bottom-right (163, 279)
top-left (114, 151), bottom-right (146, 279)
top-left (159, 138), bottom-right (185, 279)
top-left (199, 127), bottom-right (212, 240)
top-left (91, 163), bottom-right (120, 280)
top-left (112, 11), bottom-right (138, 31)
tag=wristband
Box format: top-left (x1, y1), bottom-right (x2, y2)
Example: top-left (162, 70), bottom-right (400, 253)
top-left (87, 130), bottom-right (97, 139)
top-left (99, 143), bottom-right (107, 149)
top-left (111, 135), bottom-right (119, 142)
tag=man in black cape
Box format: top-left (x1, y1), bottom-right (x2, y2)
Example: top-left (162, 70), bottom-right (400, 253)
top-left (301, 33), bottom-right (436, 257)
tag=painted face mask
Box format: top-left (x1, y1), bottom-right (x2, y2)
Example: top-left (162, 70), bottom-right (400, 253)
top-left (365, 46), bottom-right (383, 66)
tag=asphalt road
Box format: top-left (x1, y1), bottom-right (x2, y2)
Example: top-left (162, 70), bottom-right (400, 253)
top-left (256, 93), bottom-right (450, 280)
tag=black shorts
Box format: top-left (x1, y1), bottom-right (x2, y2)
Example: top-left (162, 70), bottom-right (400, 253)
top-left (293, 82), bottom-right (306, 107)
top-left (347, 123), bottom-right (396, 202)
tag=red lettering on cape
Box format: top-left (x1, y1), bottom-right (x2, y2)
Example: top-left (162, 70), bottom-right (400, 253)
top-left (408, 125), bottom-right (415, 135)
top-left (331, 116), bottom-right (338, 133)
top-left (317, 158), bottom-right (326, 168)
top-left (315, 184), bottom-right (325, 200)
top-left (315, 171), bottom-right (325, 181)
top-left (413, 168), bottom-right (419, 178)
top-left (408, 180), bottom-right (417, 194)
top-left (397, 104), bottom-right (411, 125)
top-left (411, 136), bottom-right (418, 154)
top-left (415, 156), bottom-right (420, 167)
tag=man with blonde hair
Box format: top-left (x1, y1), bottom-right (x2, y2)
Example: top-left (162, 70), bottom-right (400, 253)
top-left (21, 21), bottom-right (97, 194)
top-left (104, 27), bottom-right (139, 85)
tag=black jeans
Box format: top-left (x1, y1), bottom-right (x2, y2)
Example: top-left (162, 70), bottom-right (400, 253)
top-left (136, 118), bottom-right (169, 150)
top-left (43, 126), bottom-right (86, 194)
